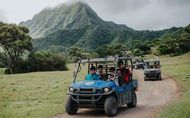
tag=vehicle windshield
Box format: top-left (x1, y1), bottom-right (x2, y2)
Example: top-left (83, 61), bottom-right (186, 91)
top-left (73, 62), bottom-right (117, 82)
top-left (73, 63), bottom-right (88, 82)
top-left (73, 59), bottom-right (133, 83)
top-left (144, 61), bottom-right (160, 69)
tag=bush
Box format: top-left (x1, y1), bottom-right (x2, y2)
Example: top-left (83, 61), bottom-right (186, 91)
top-left (6, 51), bottom-right (68, 74)
top-left (30, 51), bottom-right (67, 71)
top-left (13, 59), bottom-right (32, 73)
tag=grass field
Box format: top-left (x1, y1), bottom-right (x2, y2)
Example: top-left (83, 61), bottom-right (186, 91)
top-left (0, 68), bottom-right (6, 75)
top-left (0, 64), bottom-right (75, 118)
top-left (0, 53), bottom-right (190, 118)
top-left (157, 52), bottom-right (190, 118)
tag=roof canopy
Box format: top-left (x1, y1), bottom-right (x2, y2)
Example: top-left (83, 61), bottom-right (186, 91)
top-left (79, 56), bottom-right (133, 63)
top-left (144, 59), bottom-right (160, 62)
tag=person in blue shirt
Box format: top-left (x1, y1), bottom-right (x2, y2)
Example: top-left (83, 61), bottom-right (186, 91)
top-left (85, 66), bottom-right (100, 80)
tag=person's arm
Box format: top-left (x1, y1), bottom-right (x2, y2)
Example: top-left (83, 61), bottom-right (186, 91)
top-left (126, 65), bottom-right (132, 75)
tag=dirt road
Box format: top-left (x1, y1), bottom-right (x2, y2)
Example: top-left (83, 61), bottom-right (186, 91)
top-left (54, 70), bottom-right (179, 118)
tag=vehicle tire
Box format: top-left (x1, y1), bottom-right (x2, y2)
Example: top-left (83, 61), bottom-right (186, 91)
top-left (104, 96), bottom-right (118, 117)
top-left (65, 96), bottom-right (78, 115)
top-left (159, 74), bottom-right (162, 80)
top-left (144, 76), bottom-right (147, 81)
top-left (127, 91), bottom-right (137, 108)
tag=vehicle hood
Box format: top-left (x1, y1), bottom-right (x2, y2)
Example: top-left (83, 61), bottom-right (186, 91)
top-left (71, 80), bottom-right (116, 89)
top-left (146, 68), bottom-right (160, 71)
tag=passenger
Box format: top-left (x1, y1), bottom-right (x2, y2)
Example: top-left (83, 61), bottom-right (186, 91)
top-left (96, 65), bottom-right (105, 80)
top-left (108, 67), bottom-right (115, 81)
top-left (85, 66), bottom-right (100, 80)
top-left (125, 64), bottom-right (132, 83)
top-left (117, 60), bottom-right (132, 86)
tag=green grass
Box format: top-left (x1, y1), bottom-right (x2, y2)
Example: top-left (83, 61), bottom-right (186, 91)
top-left (0, 64), bottom-right (75, 118)
top-left (157, 52), bottom-right (190, 118)
top-left (1, 53), bottom-right (190, 118)
top-left (0, 68), bottom-right (6, 75)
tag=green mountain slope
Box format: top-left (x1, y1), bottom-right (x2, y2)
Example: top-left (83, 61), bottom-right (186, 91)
top-left (20, 2), bottom-right (181, 52)
top-left (157, 24), bottom-right (190, 55)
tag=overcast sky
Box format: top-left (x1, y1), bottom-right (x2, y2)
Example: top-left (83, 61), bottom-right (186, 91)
top-left (0, 0), bottom-right (190, 30)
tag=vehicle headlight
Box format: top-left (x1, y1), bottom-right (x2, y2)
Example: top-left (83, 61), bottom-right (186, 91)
top-left (104, 88), bottom-right (110, 93)
top-left (69, 87), bottom-right (74, 92)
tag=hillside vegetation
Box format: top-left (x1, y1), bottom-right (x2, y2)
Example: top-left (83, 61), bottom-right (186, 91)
top-left (20, 2), bottom-right (181, 52)
top-left (157, 24), bottom-right (190, 55)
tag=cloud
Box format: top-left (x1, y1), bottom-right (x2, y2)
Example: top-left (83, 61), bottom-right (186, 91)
top-left (0, 0), bottom-right (69, 24)
top-left (84, 0), bottom-right (190, 30)
top-left (0, 9), bottom-right (7, 22)
top-left (0, 0), bottom-right (189, 30)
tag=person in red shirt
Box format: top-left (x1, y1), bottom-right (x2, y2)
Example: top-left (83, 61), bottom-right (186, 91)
top-left (117, 60), bottom-right (132, 86)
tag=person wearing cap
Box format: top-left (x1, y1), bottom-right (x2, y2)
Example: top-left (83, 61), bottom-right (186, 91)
top-left (117, 60), bottom-right (132, 86)
top-left (96, 65), bottom-right (105, 80)
top-left (85, 66), bottom-right (100, 80)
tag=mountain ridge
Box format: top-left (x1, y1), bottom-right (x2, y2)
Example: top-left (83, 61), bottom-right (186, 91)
top-left (20, 1), bottom-right (182, 52)
top-left (20, 2), bottom-right (132, 38)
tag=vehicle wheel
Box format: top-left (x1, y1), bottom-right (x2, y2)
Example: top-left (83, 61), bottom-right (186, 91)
top-left (104, 96), bottom-right (118, 117)
top-left (127, 91), bottom-right (137, 108)
top-left (159, 74), bottom-right (162, 80)
top-left (144, 76), bottom-right (147, 81)
top-left (65, 96), bottom-right (78, 115)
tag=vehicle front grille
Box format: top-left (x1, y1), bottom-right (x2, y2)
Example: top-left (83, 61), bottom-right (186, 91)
top-left (147, 71), bottom-right (159, 77)
top-left (71, 88), bottom-right (103, 102)
top-left (79, 88), bottom-right (102, 94)
top-left (80, 88), bottom-right (93, 93)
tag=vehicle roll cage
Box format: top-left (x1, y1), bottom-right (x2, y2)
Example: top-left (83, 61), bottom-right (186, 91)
top-left (73, 56), bottom-right (133, 83)
top-left (144, 60), bottom-right (160, 69)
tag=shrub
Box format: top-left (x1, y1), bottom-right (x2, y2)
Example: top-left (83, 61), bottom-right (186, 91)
top-left (30, 51), bottom-right (67, 71)
top-left (5, 51), bottom-right (68, 74)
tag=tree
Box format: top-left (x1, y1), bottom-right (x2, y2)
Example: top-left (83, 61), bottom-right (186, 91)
top-left (130, 40), bottom-right (151, 54)
top-left (29, 51), bottom-right (67, 71)
top-left (157, 27), bottom-right (190, 55)
top-left (69, 46), bottom-right (82, 57)
top-left (68, 46), bottom-right (84, 62)
top-left (95, 43), bottom-right (127, 57)
top-left (0, 22), bottom-right (32, 73)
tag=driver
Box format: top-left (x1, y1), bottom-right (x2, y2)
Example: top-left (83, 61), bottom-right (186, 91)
top-left (85, 66), bottom-right (100, 80)
top-left (96, 65), bottom-right (105, 80)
